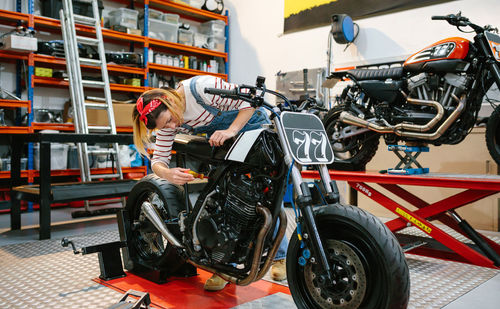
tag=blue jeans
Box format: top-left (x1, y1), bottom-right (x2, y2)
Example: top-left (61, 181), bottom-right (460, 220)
top-left (274, 216), bottom-right (288, 260)
top-left (191, 107), bottom-right (270, 136)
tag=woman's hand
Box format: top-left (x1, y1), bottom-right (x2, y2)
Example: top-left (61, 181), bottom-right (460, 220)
top-left (164, 167), bottom-right (195, 185)
top-left (209, 129), bottom-right (237, 147)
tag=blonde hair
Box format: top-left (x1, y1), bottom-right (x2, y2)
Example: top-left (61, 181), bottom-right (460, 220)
top-left (132, 88), bottom-right (185, 156)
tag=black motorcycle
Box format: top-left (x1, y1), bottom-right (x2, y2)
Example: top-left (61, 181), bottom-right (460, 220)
top-left (324, 12), bottom-right (500, 170)
top-left (123, 77), bottom-right (410, 308)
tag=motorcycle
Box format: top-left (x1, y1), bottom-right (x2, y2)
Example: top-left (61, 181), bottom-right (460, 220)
top-left (122, 77), bottom-right (410, 308)
top-left (324, 12), bottom-right (500, 171)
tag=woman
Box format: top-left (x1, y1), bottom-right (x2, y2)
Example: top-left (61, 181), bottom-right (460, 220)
top-left (132, 75), bottom-right (287, 291)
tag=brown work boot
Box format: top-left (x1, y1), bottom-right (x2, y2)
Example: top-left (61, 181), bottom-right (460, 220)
top-left (204, 274), bottom-right (229, 291)
top-left (270, 259), bottom-right (287, 281)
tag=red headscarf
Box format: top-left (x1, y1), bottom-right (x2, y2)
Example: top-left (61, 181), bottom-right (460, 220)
top-left (136, 96), bottom-right (164, 125)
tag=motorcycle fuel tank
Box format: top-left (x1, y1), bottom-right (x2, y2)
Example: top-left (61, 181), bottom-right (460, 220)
top-left (404, 37), bottom-right (470, 72)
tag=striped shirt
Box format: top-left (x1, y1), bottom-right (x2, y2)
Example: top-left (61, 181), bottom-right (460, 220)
top-left (151, 76), bottom-right (252, 168)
